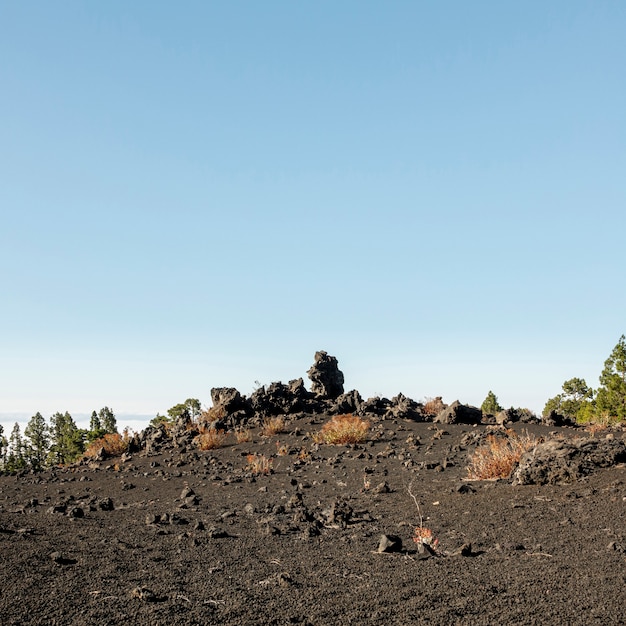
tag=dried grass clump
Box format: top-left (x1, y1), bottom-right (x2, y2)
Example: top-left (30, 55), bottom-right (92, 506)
top-left (313, 414), bottom-right (370, 445)
top-left (246, 453), bottom-right (272, 475)
top-left (234, 427), bottom-right (252, 444)
top-left (84, 433), bottom-right (129, 459)
top-left (423, 397), bottom-right (446, 417)
top-left (466, 429), bottom-right (539, 480)
top-left (200, 406), bottom-right (227, 423)
top-left (195, 428), bottom-right (228, 450)
top-left (261, 417), bottom-right (285, 437)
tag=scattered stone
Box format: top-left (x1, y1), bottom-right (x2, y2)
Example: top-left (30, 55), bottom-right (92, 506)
top-left (131, 587), bottom-right (159, 602)
top-left (377, 534), bottom-right (403, 553)
top-left (50, 552), bottom-right (76, 566)
top-left (373, 481), bottom-right (390, 494)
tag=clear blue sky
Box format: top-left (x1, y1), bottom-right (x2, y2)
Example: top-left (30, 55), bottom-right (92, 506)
top-left (1, 1), bottom-right (625, 431)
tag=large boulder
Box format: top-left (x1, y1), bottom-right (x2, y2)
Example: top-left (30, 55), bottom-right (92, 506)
top-left (209, 387), bottom-right (251, 426)
top-left (512, 437), bottom-right (626, 485)
top-left (434, 400), bottom-right (482, 425)
top-left (307, 351), bottom-right (345, 399)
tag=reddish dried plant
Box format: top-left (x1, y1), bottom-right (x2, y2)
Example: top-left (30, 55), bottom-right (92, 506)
top-left (422, 397), bottom-right (446, 417)
top-left (84, 433), bottom-right (129, 459)
top-left (246, 453), bottom-right (273, 475)
top-left (261, 417), bottom-right (285, 437)
top-left (195, 428), bottom-right (228, 450)
top-left (466, 429), bottom-right (539, 480)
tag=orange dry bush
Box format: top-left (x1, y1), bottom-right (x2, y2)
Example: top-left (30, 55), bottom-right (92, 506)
top-left (200, 406), bottom-right (227, 423)
top-left (84, 433), bottom-right (129, 459)
top-left (195, 428), bottom-right (228, 450)
top-left (234, 427), bottom-right (252, 443)
top-left (261, 417), bottom-right (285, 437)
top-left (466, 429), bottom-right (539, 480)
top-left (422, 397), bottom-right (446, 417)
top-left (413, 526), bottom-right (439, 549)
top-left (246, 453), bottom-right (272, 475)
top-left (313, 414), bottom-right (370, 445)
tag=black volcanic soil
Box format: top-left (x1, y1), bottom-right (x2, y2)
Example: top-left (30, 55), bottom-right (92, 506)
top-left (1, 416), bottom-right (625, 625)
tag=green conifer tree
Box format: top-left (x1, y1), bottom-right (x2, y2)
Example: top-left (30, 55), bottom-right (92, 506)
top-left (595, 335), bottom-right (626, 420)
top-left (24, 412), bottom-right (50, 471)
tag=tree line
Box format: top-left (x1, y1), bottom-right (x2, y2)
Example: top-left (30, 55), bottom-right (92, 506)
top-left (0, 407), bottom-right (118, 472)
top-left (543, 335), bottom-right (626, 423)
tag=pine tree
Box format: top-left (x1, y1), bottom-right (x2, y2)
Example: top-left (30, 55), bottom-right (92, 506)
top-left (48, 412), bottom-right (84, 465)
top-left (6, 423), bottom-right (26, 471)
top-left (595, 335), bottom-right (626, 420)
top-left (0, 424), bottom-right (7, 470)
top-left (99, 407), bottom-right (118, 434)
top-left (24, 412), bottom-right (50, 471)
top-left (481, 391), bottom-right (503, 416)
top-left (87, 410), bottom-right (106, 442)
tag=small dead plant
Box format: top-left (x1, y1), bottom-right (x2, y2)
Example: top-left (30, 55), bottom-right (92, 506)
top-left (313, 414), bottom-right (370, 445)
top-left (246, 453), bottom-right (273, 475)
top-left (195, 428), bottom-right (228, 450)
top-left (408, 482), bottom-right (439, 551)
top-left (261, 417), bottom-right (285, 437)
top-left (422, 397), bottom-right (446, 418)
top-left (234, 427), bottom-right (252, 443)
top-left (275, 442), bottom-right (290, 456)
top-left (200, 406), bottom-right (227, 423)
top-left (466, 429), bottom-right (539, 480)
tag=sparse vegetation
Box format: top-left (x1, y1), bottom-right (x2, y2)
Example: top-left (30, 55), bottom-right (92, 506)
top-left (481, 390), bottom-right (503, 416)
top-left (261, 417), bottom-right (285, 437)
top-left (195, 428), bottom-right (228, 450)
top-left (234, 427), bottom-right (252, 443)
top-left (201, 406), bottom-right (227, 423)
top-left (313, 414), bottom-right (370, 445)
top-left (466, 429), bottom-right (540, 480)
top-left (408, 482), bottom-right (439, 551)
top-left (422, 397), bottom-right (446, 418)
top-left (84, 432), bottom-right (130, 460)
top-left (246, 453), bottom-right (272, 475)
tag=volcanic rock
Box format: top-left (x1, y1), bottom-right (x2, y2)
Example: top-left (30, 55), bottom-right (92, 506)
top-left (307, 351), bottom-right (345, 399)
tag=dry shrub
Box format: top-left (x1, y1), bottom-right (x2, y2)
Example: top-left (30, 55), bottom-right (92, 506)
top-left (195, 428), bottom-right (228, 450)
top-left (261, 417), bottom-right (285, 437)
top-left (246, 453), bottom-right (272, 475)
top-left (275, 442), bottom-right (289, 456)
top-left (234, 427), bottom-right (252, 444)
top-left (466, 429), bottom-right (539, 480)
top-left (423, 397), bottom-right (446, 417)
top-left (84, 433), bottom-right (129, 460)
top-left (200, 406), bottom-right (226, 423)
top-left (313, 414), bottom-right (370, 445)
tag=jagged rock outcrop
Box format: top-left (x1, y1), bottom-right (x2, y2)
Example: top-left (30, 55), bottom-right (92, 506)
top-left (359, 396), bottom-right (391, 417)
top-left (330, 390), bottom-right (363, 415)
top-left (386, 393), bottom-right (424, 421)
top-left (434, 400), bottom-right (482, 425)
top-left (512, 437), bottom-right (626, 485)
top-left (250, 378), bottom-right (312, 417)
top-left (307, 351), bottom-right (345, 399)
top-left (209, 387), bottom-right (252, 427)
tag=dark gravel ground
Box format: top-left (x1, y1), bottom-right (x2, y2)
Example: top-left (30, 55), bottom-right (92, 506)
top-left (1, 416), bottom-right (625, 625)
